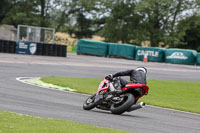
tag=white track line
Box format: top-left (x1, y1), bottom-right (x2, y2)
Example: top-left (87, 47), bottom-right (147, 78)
top-left (16, 77), bottom-right (89, 96)
top-left (16, 77), bottom-right (200, 116)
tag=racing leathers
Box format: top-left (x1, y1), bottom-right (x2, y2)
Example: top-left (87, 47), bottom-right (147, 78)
top-left (112, 69), bottom-right (147, 88)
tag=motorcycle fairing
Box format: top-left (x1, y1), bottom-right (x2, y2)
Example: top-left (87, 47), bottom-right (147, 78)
top-left (122, 84), bottom-right (149, 99)
top-left (97, 79), bottom-right (109, 94)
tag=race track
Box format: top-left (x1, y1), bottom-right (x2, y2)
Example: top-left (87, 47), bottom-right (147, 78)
top-left (0, 53), bottom-right (200, 133)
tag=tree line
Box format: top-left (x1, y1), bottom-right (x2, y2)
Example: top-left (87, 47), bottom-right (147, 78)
top-left (0, 0), bottom-right (200, 51)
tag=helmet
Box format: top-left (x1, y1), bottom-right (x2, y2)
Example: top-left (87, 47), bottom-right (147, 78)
top-left (136, 66), bottom-right (147, 74)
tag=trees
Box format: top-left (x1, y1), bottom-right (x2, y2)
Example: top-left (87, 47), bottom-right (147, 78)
top-left (173, 0), bottom-right (200, 51)
top-left (97, 0), bottom-right (197, 47)
top-left (177, 15), bottom-right (200, 51)
top-left (135, 0), bottom-right (195, 47)
top-left (66, 0), bottom-right (106, 39)
top-left (1, 0), bottom-right (40, 27)
top-left (99, 0), bottom-right (143, 44)
top-left (38, 0), bottom-right (51, 27)
top-left (0, 0), bottom-right (58, 27)
top-left (0, 0), bottom-right (13, 24)
top-left (0, 0), bottom-right (199, 50)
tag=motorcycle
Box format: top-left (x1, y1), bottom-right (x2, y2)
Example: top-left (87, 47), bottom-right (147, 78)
top-left (83, 77), bottom-right (149, 115)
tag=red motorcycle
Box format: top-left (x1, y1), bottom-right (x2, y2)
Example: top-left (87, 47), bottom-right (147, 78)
top-left (83, 77), bottom-right (149, 115)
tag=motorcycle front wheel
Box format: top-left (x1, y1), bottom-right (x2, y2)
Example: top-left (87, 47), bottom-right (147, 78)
top-left (110, 93), bottom-right (135, 115)
top-left (83, 94), bottom-right (96, 110)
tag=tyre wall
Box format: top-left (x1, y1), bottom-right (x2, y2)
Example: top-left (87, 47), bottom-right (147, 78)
top-left (108, 43), bottom-right (136, 59)
top-left (135, 46), bottom-right (165, 62)
top-left (35, 43), bottom-right (66, 57)
top-left (165, 49), bottom-right (197, 65)
top-left (77, 39), bottom-right (108, 57)
top-left (0, 39), bottom-right (67, 57)
top-left (0, 39), bottom-right (16, 53)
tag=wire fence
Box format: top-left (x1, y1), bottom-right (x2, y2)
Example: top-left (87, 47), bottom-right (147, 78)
top-left (17, 25), bottom-right (55, 44)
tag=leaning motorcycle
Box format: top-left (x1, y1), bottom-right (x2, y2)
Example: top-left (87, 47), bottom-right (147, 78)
top-left (83, 77), bottom-right (149, 115)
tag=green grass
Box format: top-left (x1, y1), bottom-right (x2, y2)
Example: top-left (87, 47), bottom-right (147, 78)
top-left (41, 76), bottom-right (200, 114)
top-left (141, 80), bottom-right (200, 113)
top-left (0, 110), bottom-right (129, 133)
top-left (41, 76), bottom-right (102, 94)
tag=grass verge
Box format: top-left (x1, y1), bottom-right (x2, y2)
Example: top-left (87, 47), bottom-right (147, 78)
top-left (41, 76), bottom-right (200, 114)
top-left (0, 110), bottom-right (129, 133)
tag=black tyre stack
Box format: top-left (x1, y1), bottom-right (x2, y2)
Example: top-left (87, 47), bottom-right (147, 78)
top-left (0, 40), bottom-right (67, 57)
top-left (0, 39), bottom-right (67, 57)
top-left (8, 40), bottom-right (16, 53)
top-left (0, 39), bottom-right (16, 53)
top-left (35, 42), bottom-right (43, 55)
top-left (36, 43), bottom-right (67, 57)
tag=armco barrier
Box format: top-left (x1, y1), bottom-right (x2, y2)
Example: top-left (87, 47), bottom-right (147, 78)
top-left (77, 39), bottom-right (108, 57)
top-left (108, 43), bottom-right (136, 59)
top-left (165, 49), bottom-right (197, 65)
top-left (135, 47), bottom-right (165, 62)
top-left (196, 53), bottom-right (200, 66)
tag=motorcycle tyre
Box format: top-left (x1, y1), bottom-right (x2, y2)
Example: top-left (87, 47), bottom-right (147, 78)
top-left (110, 93), bottom-right (135, 115)
top-left (83, 94), bottom-right (96, 110)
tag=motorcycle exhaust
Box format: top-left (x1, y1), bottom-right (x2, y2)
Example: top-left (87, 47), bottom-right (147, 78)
top-left (127, 102), bottom-right (146, 112)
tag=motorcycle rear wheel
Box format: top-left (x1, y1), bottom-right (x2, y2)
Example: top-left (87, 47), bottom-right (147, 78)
top-left (110, 93), bottom-right (135, 115)
top-left (83, 94), bottom-right (96, 110)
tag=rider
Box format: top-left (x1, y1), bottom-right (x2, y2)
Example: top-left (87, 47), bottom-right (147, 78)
top-left (105, 66), bottom-right (147, 91)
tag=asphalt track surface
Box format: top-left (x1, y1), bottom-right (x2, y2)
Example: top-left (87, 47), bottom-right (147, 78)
top-left (0, 53), bottom-right (200, 133)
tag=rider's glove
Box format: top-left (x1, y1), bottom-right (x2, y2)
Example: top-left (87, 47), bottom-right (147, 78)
top-left (105, 74), bottom-right (113, 80)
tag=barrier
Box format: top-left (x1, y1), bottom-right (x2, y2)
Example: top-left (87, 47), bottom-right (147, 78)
top-left (165, 49), bottom-right (197, 65)
top-left (0, 40), bottom-right (2, 52)
top-left (9, 41), bottom-right (16, 53)
top-left (196, 53), bottom-right (200, 66)
top-left (67, 46), bottom-right (77, 52)
top-left (77, 39), bottom-right (108, 57)
top-left (108, 43), bottom-right (136, 59)
top-left (67, 46), bottom-right (72, 52)
top-left (72, 46), bottom-right (77, 52)
top-left (135, 47), bottom-right (165, 62)
top-left (0, 39), bottom-right (66, 57)
top-left (39, 43), bottom-right (66, 57)
top-left (76, 39), bottom-right (200, 66)
top-left (16, 42), bottom-right (37, 55)
top-left (0, 40), bottom-right (16, 53)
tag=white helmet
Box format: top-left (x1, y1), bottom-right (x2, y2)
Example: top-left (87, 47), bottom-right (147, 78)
top-left (136, 66), bottom-right (147, 74)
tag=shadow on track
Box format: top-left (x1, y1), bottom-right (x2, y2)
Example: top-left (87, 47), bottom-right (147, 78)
top-left (87, 109), bottom-right (150, 119)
